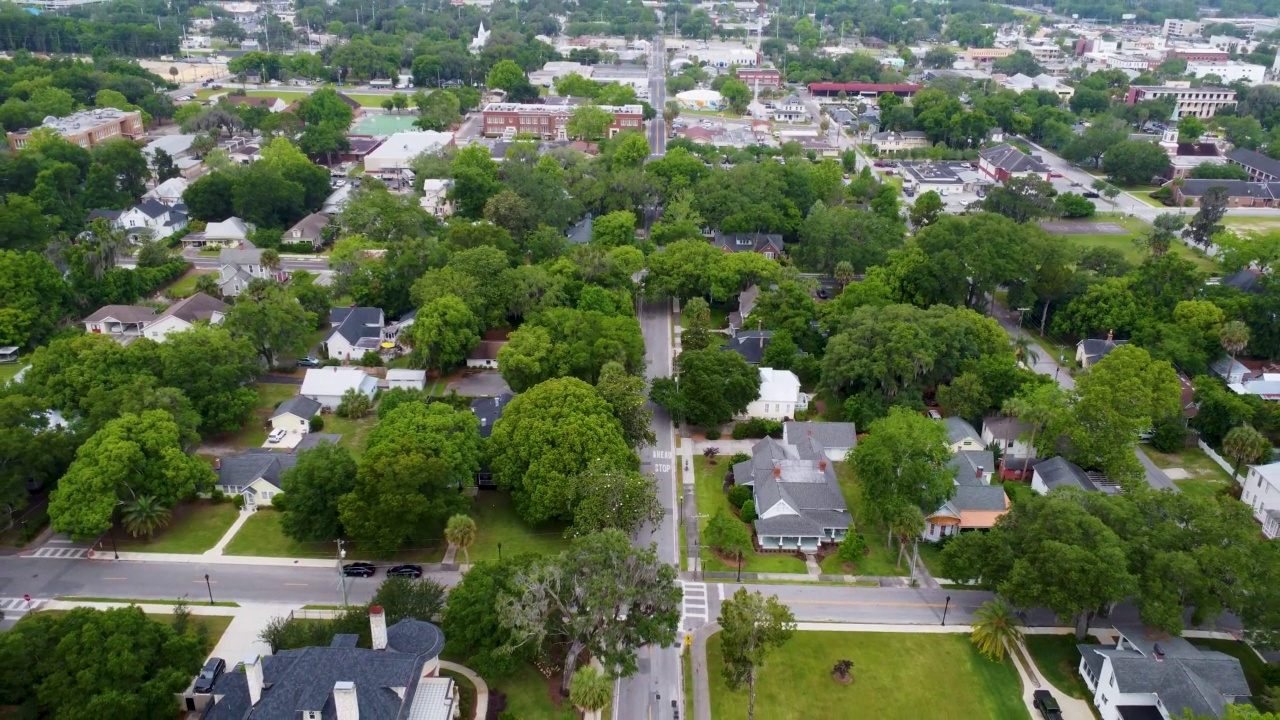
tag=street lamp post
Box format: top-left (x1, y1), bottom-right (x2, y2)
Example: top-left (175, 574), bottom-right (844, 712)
top-left (204, 574), bottom-right (215, 606)
top-left (736, 551), bottom-right (742, 583)
top-left (497, 542), bottom-right (502, 561)
top-left (941, 595), bottom-right (951, 626)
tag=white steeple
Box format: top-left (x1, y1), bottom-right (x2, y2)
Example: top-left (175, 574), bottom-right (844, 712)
top-left (1160, 107), bottom-right (1179, 156)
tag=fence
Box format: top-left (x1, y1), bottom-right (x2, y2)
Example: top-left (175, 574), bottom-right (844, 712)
top-left (1197, 439), bottom-right (1237, 478)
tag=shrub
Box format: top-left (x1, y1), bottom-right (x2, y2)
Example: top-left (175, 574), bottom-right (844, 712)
top-left (233, 495), bottom-right (245, 509)
top-left (727, 484), bottom-right (753, 508)
top-left (836, 528), bottom-right (867, 564)
top-left (740, 499), bottom-right (757, 523)
top-left (210, 488), bottom-right (227, 504)
top-left (357, 350), bottom-right (383, 367)
top-left (1149, 418), bottom-right (1187, 453)
top-left (705, 428), bottom-right (721, 440)
top-left (278, 241), bottom-right (319, 254)
top-left (729, 452), bottom-right (750, 465)
top-left (732, 418), bottom-right (784, 439)
top-left (336, 388), bottom-right (373, 419)
top-left (323, 358), bottom-right (342, 367)
top-left (309, 415), bottom-right (325, 432)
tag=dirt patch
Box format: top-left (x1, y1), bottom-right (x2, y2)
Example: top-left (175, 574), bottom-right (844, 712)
top-left (1038, 221), bottom-right (1128, 235)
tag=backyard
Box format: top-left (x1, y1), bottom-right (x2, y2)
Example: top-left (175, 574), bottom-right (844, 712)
top-left (113, 500), bottom-right (240, 554)
top-left (320, 412), bottom-right (380, 458)
top-left (693, 455), bottom-right (809, 575)
top-left (223, 383), bottom-right (304, 449)
top-left (1140, 443), bottom-right (1236, 499)
top-left (817, 463), bottom-right (911, 577)
top-left (706, 631), bottom-right (1031, 720)
top-left (162, 269), bottom-right (215, 299)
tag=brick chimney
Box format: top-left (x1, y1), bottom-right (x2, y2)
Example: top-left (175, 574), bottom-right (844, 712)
top-left (772, 464), bottom-right (781, 478)
top-left (333, 681), bottom-right (359, 720)
top-left (244, 654), bottom-right (263, 705)
top-left (976, 465), bottom-right (984, 479)
top-left (819, 460), bottom-right (827, 471)
top-left (370, 605), bottom-right (387, 651)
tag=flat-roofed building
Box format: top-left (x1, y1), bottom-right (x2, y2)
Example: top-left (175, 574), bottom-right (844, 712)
top-left (8, 108), bottom-right (143, 151)
top-left (736, 68), bottom-right (784, 89)
top-left (481, 102), bottom-right (644, 140)
top-left (1124, 85), bottom-right (1237, 119)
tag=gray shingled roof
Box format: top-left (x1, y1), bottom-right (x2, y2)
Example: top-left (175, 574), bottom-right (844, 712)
top-left (737, 437), bottom-right (851, 538)
top-left (723, 330), bottom-right (772, 364)
top-left (1227, 147), bottom-right (1280, 178)
top-left (783, 421), bottom-right (856, 452)
top-left (155, 292), bottom-right (227, 323)
top-left (950, 450), bottom-right (995, 486)
top-left (1091, 626), bottom-right (1252, 719)
top-left (271, 395), bottom-right (321, 420)
top-left (711, 231), bottom-right (784, 256)
top-left (471, 393), bottom-right (513, 439)
top-left (982, 416), bottom-right (1033, 440)
top-left (1035, 455), bottom-right (1098, 492)
top-left (295, 433), bottom-right (343, 452)
top-left (216, 450), bottom-right (297, 488)
top-left (1178, 179), bottom-right (1280, 199)
top-left (1079, 337), bottom-right (1128, 363)
top-left (943, 417), bottom-right (981, 445)
top-left (980, 143), bottom-right (1050, 174)
top-left (328, 306), bottom-right (385, 346)
top-left (951, 484), bottom-right (1008, 512)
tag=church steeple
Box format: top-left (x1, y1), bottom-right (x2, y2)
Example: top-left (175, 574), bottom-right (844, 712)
top-left (1160, 107), bottom-right (1179, 156)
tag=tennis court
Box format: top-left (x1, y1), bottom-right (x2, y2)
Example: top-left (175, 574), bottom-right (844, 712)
top-left (351, 113), bottom-right (419, 135)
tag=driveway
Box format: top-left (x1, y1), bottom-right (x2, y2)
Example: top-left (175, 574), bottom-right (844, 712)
top-left (444, 370), bottom-right (511, 398)
top-left (261, 430), bottom-right (303, 450)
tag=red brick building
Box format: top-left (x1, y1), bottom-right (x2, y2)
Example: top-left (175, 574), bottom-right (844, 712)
top-left (1168, 49), bottom-right (1231, 62)
top-left (736, 68), bottom-right (784, 89)
top-left (481, 102), bottom-right (644, 140)
top-left (807, 82), bottom-right (922, 99)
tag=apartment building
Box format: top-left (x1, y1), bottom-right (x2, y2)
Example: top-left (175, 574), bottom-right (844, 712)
top-left (1123, 85), bottom-right (1237, 118)
top-left (481, 102), bottom-right (644, 140)
top-left (736, 68), bottom-right (784, 89)
top-left (1162, 18), bottom-right (1202, 39)
top-left (7, 108), bottom-right (143, 151)
top-left (1186, 60), bottom-right (1266, 85)
top-left (966, 47), bottom-right (1015, 63)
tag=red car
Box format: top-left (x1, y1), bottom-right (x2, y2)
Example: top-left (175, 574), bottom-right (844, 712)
top-left (1048, 172), bottom-right (1064, 179)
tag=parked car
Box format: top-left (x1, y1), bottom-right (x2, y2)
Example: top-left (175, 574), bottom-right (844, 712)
top-left (342, 562), bottom-right (376, 577)
top-left (194, 657), bottom-right (226, 693)
top-left (1082, 191), bottom-right (1101, 199)
top-left (386, 564), bottom-right (424, 578)
top-left (297, 357), bottom-right (322, 368)
top-left (1033, 690), bottom-right (1063, 720)
top-left (267, 428), bottom-right (287, 444)
top-left (1048, 172), bottom-right (1064, 179)
top-left (926, 409), bottom-right (942, 420)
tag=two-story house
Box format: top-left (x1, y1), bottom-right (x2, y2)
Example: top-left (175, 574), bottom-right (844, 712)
top-left (771, 94), bottom-right (808, 122)
top-left (710, 231), bottom-right (784, 259)
top-left (142, 177), bottom-right (190, 205)
top-left (1241, 461), bottom-right (1280, 539)
top-left (923, 449), bottom-right (1009, 541)
top-left (117, 199), bottom-right (189, 240)
top-left (323, 306), bottom-right (386, 362)
top-left (733, 429), bottom-right (855, 552)
top-left (218, 242), bottom-right (286, 298)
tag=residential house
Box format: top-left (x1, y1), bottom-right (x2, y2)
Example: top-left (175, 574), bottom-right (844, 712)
top-left (284, 212), bottom-right (331, 249)
top-left (1077, 625), bottom-right (1250, 720)
top-left (1210, 356), bottom-right (1250, 384)
top-left (743, 368), bottom-right (808, 421)
top-left (827, 106), bottom-right (856, 126)
top-left (982, 416), bottom-right (1036, 460)
top-left (923, 449), bottom-right (1009, 542)
top-left (1219, 267), bottom-right (1267, 294)
top-left (300, 367), bottom-right (378, 411)
top-left (771, 94), bottom-right (808, 122)
top-left (732, 436), bottom-right (852, 551)
top-left (1031, 456), bottom-right (1121, 495)
top-left (213, 450), bottom-right (296, 507)
top-left (782, 421), bottom-right (856, 462)
top-left (324, 307), bottom-right (386, 362)
top-left (295, 433), bottom-right (343, 453)
top-left (869, 130), bottom-right (930, 153)
top-left (944, 417), bottom-right (984, 452)
top-left (1241, 461), bottom-right (1280, 538)
top-left (471, 393), bottom-right (513, 486)
top-left (978, 143), bottom-right (1051, 183)
top-left (723, 329), bottom-right (772, 365)
top-left (1077, 333), bottom-right (1128, 368)
top-left (117, 199), bottom-right (189, 239)
top-left (142, 293), bottom-right (228, 342)
top-left (142, 177), bottom-right (190, 205)
top-left (207, 217), bottom-right (250, 245)
top-left (1228, 373), bottom-right (1280, 400)
top-left (466, 340), bottom-right (506, 369)
top-left (227, 94), bottom-right (289, 113)
top-left (728, 284), bottom-right (761, 332)
top-left (710, 231), bottom-right (784, 259)
top-left (386, 369), bottom-right (427, 391)
top-left (420, 179), bottom-right (455, 219)
top-left (218, 243), bottom-right (285, 298)
top-left (998, 72), bottom-right (1076, 100)
top-left (203, 608), bottom-right (457, 720)
top-left (269, 396), bottom-right (321, 436)
top-left (82, 304), bottom-right (156, 342)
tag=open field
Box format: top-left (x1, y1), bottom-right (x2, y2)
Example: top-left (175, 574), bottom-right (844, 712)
top-left (1141, 443), bottom-right (1235, 499)
top-left (706, 631), bottom-right (1031, 720)
top-left (113, 501), bottom-right (240, 554)
top-left (463, 491), bottom-right (571, 564)
top-left (222, 508), bottom-right (445, 561)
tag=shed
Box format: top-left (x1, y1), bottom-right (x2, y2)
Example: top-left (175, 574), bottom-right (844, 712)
top-left (386, 369), bottom-right (427, 391)
top-left (300, 367), bottom-right (378, 411)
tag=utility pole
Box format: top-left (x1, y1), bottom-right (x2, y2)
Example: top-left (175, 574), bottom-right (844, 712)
top-left (336, 539), bottom-right (349, 606)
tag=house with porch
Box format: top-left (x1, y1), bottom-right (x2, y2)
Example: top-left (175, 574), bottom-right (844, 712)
top-left (1077, 625), bottom-right (1250, 720)
top-left (1241, 461), bottom-right (1280, 539)
top-left (218, 243), bottom-right (287, 298)
top-left (213, 450), bottom-right (297, 507)
top-left (142, 292), bottom-right (228, 342)
top-left (117, 199), bottom-right (189, 239)
top-left (323, 306), bottom-right (386, 362)
top-left (83, 304), bottom-right (157, 343)
top-left (923, 449), bottom-right (1009, 542)
top-left (733, 435), bottom-right (852, 551)
top-left (284, 212), bottom-right (331, 249)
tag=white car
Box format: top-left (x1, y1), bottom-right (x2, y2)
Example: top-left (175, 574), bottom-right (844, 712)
top-left (267, 428), bottom-right (287, 444)
top-left (333, 179), bottom-right (346, 188)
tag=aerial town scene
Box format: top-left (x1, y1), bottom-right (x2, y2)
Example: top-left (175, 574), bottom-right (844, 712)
top-left (2, 0), bottom-right (1280, 717)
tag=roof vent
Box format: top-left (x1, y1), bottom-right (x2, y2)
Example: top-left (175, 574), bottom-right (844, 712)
top-left (1153, 643), bottom-right (1165, 662)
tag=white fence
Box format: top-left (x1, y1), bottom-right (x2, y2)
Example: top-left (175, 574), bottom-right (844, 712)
top-left (1197, 439), bottom-right (1237, 478)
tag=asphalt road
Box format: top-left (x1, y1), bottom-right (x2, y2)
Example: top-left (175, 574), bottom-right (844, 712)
top-left (647, 33), bottom-right (667, 157)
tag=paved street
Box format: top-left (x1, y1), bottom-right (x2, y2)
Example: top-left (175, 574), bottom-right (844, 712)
top-left (647, 33), bottom-right (667, 157)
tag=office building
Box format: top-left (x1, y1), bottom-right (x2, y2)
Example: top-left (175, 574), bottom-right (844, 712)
top-left (481, 102), bottom-right (644, 140)
top-left (1123, 85), bottom-right (1237, 118)
top-left (8, 108), bottom-right (143, 151)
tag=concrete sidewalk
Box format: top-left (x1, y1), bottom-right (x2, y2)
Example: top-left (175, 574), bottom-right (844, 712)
top-left (205, 508), bottom-right (255, 556)
top-left (90, 550), bottom-right (338, 567)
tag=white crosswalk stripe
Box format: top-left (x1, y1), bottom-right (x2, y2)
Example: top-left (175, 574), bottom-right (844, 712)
top-left (0, 597), bottom-right (46, 614)
top-left (28, 547), bottom-right (89, 559)
top-left (679, 580), bottom-right (709, 626)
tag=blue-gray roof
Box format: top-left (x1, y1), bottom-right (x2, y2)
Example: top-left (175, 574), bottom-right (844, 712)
top-left (216, 450), bottom-right (297, 489)
top-left (271, 395), bottom-right (321, 420)
top-left (328, 307), bottom-right (385, 346)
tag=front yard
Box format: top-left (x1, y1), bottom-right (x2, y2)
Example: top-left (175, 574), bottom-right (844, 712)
top-left (693, 455), bottom-right (808, 575)
top-left (462, 491), bottom-right (571, 564)
top-left (1141, 443), bottom-right (1236, 499)
top-left (113, 500), bottom-right (240, 554)
top-left (706, 631), bottom-right (1031, 720)
top-left (1024, 634), bottom-right (1093, 701)
top-left (222, 508), bottom-right (446, 561)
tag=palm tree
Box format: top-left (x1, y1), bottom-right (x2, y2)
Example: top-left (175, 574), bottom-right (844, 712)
top-left (664, 100), bottom-right (680, 134)
top-left (444, 514), bottom-right (477, 565)
top-left (120, 495), bottom-right (172, 540)
top-left (169, 66), bottom-right (179, 84)
top-left (970, 597), bottom-right (1024, 661)
top-left (194, 274), bottom-right (221, 297)
top-left (1012, 335), bottom-right (1040, 366)
top-left (260, 249), bottom-right (281, 272)
top-left (886, 503), bottom-right (923, 569)
top-left (1220, 321), bottom-right (1251, 368)
top-left (569, 666), bottom-right (612, 720)
top-left (1223, 424), bottom-right (1270, 484)
top-left (834, 260), bottom-right (856, 289)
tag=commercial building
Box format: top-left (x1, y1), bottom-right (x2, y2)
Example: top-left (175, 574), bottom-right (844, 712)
top-left (1123, 85), bottom-right (1237, 119)
top-left (807, 82), bottom-right (922, 100)
top-left (1225, 147), bottom-right (1280, 182)
top-left (1169, 47), bottom-right (1231, 62)
top-left (1162, 18), bottom-right (1202, 39)
top-left (7, 108), bottom-right (143, 151)
top-left (1186, 60), bottom-right (1266, 85)
top-left (363, 131), bottom-right (454, 175)
top-left (736, 68), bottom-right (784, 89)
top-left (480, 102), bottom-right (644, 140)
top-left (966, 47), bottom-right (1015, 63)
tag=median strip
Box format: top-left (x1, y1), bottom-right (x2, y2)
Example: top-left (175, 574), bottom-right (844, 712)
top-left (56, 595), bottom-right (241, 608)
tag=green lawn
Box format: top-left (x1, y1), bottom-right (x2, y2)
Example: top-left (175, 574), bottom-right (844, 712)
top-left (163, 270), bottom-right (215, 299)
top-left (1141, 443), bottom-right (1236, 499)
top-left (707, 631), bottom-right (1031, 720)
top-left (1062, 231), bottom-right (1219, 273)
top-left (462, 491), bottom-right (571, 564)
top-left (490, 664), bottom-right (577, 720)
top-left (0, 363), bottom-right (26, 384)
top-left (693, 455), bottom-right (809, 575)
top-left (320, 412), bottom-right (379, 458)
top-left (114, 501), bottom-right (240, 554)
top-left (1002, 480), bottom-right (1037, 505)
top-left (1192, 638), bottom-right (1271, 697)
top-left (223, 508), bottom-right (445, 561)
top-left (225, 383), bottom-right (303, 448)
top-left (821, 462), bottom-right (910, 577)
top-left (1024, 634), bottom-right (1092, 700)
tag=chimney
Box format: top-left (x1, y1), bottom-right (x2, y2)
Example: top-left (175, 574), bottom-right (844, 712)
top-left (772, 464), bottom-right (781, 478)
top-left (819, 460), bottom-right (827, 471)
top-left (370, 605), bottom-right (387, 651)
top-left (214, 457), bottom-right (221, 470)
top-left (481, 417), bottom-right (488, 427)
top-left (333, 681), bottom-right (359, 720)
top-left (1153, 643), bottom-right (1165, 662)
top-left (1107, 328), bottom-right (1114, 342)
top-left (977, 465), bottom-right (984, 479)
top-left (244, 654), bottom-right (263, 705)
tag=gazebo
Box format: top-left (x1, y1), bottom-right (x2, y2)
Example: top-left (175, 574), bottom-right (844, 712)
top-left (0, 347), bottom-right (18, 364)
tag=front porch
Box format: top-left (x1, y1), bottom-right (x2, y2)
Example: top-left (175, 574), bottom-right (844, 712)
top-left (1264, 510), bottom-right (1280, 539)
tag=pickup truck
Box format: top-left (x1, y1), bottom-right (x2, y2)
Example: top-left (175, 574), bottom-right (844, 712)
top-left (1033, 690), bottom-right (1064, 720)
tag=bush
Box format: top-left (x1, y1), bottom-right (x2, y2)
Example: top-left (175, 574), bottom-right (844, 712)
top-left (835, 527), bottom-right (867, 564)
top-left (323, 358), bottom-right (342, 367)
top-left (729, 452), bottom-right (750, 465)
top-left (740, 499), bottom-right (757, 523)
top-left (732, 418), bottom-right (783, 439)
top-left (705, 428), bottom-right (721, 440)
top-left (210, 488), bottom-right (227, 504)
top-left (278, 241), bottom-right (319, 254)
top-left (336, 388), bottom-right (373, 419)
top-left (357, 350), bottom-right (383, 367)
top-left (1149, 418), bottom-right (1187, 453)
top-left (727, 484), bottom-right (753, 508)
top-left (309, 415), bottom-right (325, 432)
top-left (233, 495), bottom-right (245, 509)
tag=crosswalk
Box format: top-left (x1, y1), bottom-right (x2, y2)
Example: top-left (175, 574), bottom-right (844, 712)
top-left (28, 547), bottom-right (88, 559)
top-left (0, 597), bottom-right (46, 615)
top-left (679, 580), bottom-right (708, 628)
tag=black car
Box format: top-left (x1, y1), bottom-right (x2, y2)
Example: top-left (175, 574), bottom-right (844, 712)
top-left (1082, 191), bottom-right (1101, 199)
top-left (386, 564), bottom-right (423, 578)
top-left (194, 657), bottom-right (226, 693)
top-left (1033, 690), bottom-right (1063, 720)
top-left (342, 561), bottom-right (376, 577)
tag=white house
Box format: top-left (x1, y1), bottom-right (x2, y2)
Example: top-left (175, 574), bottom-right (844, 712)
top-left (207, 217), bottom-right (250, 245)
top-left (1241, 461), bottom-right (1280, 539)
top-left (771, 94), bottom-right (807, 122)
top-left (943, 417), bottom-right (984, 452)
top-left (82, 304), bottom-right (156, 342)
top-left (743, 368), bottom-right (808, 421)
top-left (301, 367), bottom-right (378, 411)
top-left (869, 130), bottom-right (930, 153)
top-left (386, 368), bottom-right (427, 391)
top-left (218, 243), bottom-right (284, 298)
top-left (213, 450), bottom-right (296, 507)
top-left (323, 307), bottom-right (386, 362)
top-left (981, 416), bottom-right (1035, 459)
top-left (142, 293), bottom-right (228, 342)
top-left (365, 131), bottom-right (454, 175)
top-left (117, 199), bottom-right (189, 239)
top-left (142, 177), bottom-right (190, 205)
top-left (269, 395), bottom-right (321, 435)
top-left (732, 436), bottom-right (851, 552)
top-left (466, 340), bottom-right (505, 369)
top-left (420, 179), bottom-right (455, 219)
top-left (1078, 625), bottom-right (1250, 720)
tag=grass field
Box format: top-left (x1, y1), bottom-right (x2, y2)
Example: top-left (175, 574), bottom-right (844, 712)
top-left (1062, 231), bottom-right (1219, 273)
top-left (223, 508), bottom-right (446, 561)
top-left (0, 363), bottom-right (26, 384)
top-left (163, 269), bottom-right (215, 299)
top-left (818, 462), bottom-right (911, 577)
top-left (1024, 634), bottom-right (1092, 700)
top-left (693, 455), bottom-right (809, 575)
top-left (225, 383), bottom-right (304, 449)
top-left (1141, 443), bottom-right (1236, 499)
top-left (706, 631), bottom-right (1031, 720)
top-left (462, 491), bottom-right (571, 564)
top-left (114, 501), bottom-right (240, 554)
top-left (321, 412), bottom-right (379, 458)
top-left (491, 664), bottom-right (577, 720)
